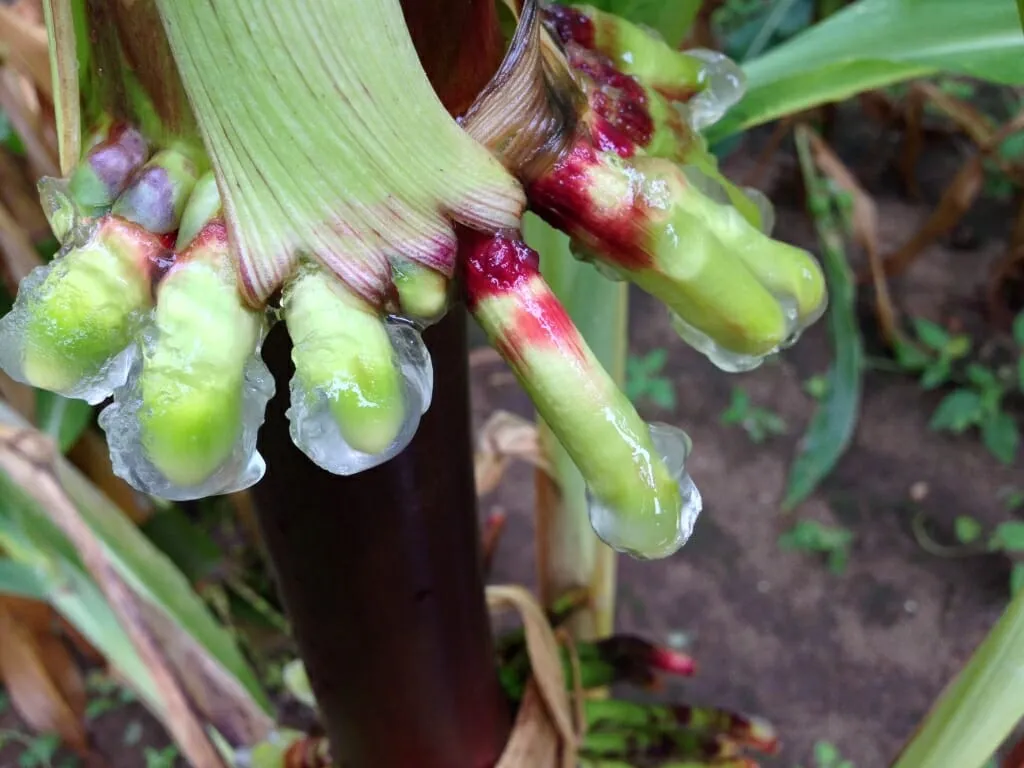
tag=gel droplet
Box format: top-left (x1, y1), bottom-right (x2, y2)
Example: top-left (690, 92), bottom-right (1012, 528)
top-left (685, 49), bottom-right (746, 132)
top-left (742, 186), bottom-right (776, 235)
top-left (287, 320), bottom-right (433, 475)
top-left (99, 327), bottom-right (275, 500)
top-left (587, 422), bottom-right (702, 560)
top-left (670, 309), bottom-right (766, 373)
top-left (0, 257), bottom-right (138, 404)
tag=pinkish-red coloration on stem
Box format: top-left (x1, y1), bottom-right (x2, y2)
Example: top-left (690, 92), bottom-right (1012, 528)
top-left (527, 138), bottom-right (653, 271)
top-left (648, 644), bottom-right (699, 676)
top-left (596, 636), bottom-right (697, 677)
top-left (544, 4), bottom-right (596, 49)
top-left (672, 706), bottom-right (781, 755)
top-left (567, 45), bottom-right (654, 153)
top-left (461, 228), bottom-right (541, 308)
top-left (91, 215), bottom-right (176, 290)
top-left (460, 229), bottom-right (584, 362)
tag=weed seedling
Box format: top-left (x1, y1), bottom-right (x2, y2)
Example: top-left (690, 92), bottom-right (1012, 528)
top-left (779, 521), bottom-right (854, 575)
top-left (625, 349), bottom-right (676, 410)
top-left (721, 387), bottom-right (787, 443)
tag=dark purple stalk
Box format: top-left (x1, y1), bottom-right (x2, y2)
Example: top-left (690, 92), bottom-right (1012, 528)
top-left (252, 311), bottom-right (510, 768)
top-left (249, 5), bottom-right (512, 766)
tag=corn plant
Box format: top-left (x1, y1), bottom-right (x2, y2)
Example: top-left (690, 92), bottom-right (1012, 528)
top-left (0, 0), bottom-right (1020, 767)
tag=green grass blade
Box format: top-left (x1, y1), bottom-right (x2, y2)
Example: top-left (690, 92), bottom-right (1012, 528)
top-left (783, 128), bottom-right (864, 511)
top-left (712, 0), bottom-right (1024, 138)
top-left (34, 390), bottom-right (92, 452)
top-left (0, 401), bottom-right (272, 730)
top-left (893, 587), bottom-right (1024, 768)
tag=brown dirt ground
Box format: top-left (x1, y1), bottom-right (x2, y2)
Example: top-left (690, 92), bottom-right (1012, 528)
top-left (477, 126), bottom-right (1023, 767)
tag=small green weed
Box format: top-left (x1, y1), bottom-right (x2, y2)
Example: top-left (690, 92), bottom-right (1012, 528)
top-left (143, 745), bottom-right (179, 768)
top-left (778, 521), bottom-right (854, 575)
top-left (720, 387), bottom-right (787, 443)
top-left (897, 315), bottom-right (1023, 465)
top-left (625, 349), bottom-right (676, 410)
top-left (795, 739), bottom-right (855, 768)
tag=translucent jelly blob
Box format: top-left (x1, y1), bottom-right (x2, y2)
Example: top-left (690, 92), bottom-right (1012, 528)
top-left (99, 327), bottom-right (275, 501)
top-left (587, 422), bottom-right (702, 560)
top-left (0, 257), bottom-right (140, 404)
top-left (742, 186), bottom-right (776, 236)
top-left (685, 49), bottom-right (746, 132)
top-left (670, 309), bottom-right (766, 373)
top-left (670, 293), bottom-right (815, 373)
top-left (287, 320), bottom-right (433, 476)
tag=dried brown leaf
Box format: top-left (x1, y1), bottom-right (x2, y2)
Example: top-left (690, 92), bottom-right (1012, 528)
top-left (805, 130), bottom-right (899, 344)
top-left (488, 585), bottom-right (576, 768)
top-left (901, 85), bottom-right (925, 199)
top-left (882, 153), bottom-right (984, 278)
top-left (0, 373), bottom-right (35, 421)
top-left (0, 600), bottom-right (89, 755)
top-left (0, 67), bottom-right (58, 178)
top-left (0, 5), bottom-right (50, 97)
top-left (0, 148), bottom-right (50, 242)
top-left (474, 410), bottom-right (552, 495)
top-left (0, 195), bottom-right (43, 294)
top-left (915, 81), bottom-right (996, 148)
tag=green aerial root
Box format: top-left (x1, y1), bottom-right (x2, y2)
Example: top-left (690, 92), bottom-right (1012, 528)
top-left (283, 264), bottom-right (407, 457)
top-left (463, 230), bottom-right (688, 559)
top-left (138, 223), bottom-right (264, 486)
top-left (19, 217), bottom-right (158, 395)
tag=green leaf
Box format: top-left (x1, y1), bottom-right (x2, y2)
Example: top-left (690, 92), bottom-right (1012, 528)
top-left (814, 739), bottom-right (840, 767)
top-left (955, 516), bottom-right (983, 545)
top-left (34, 391), bottom-right (93, 453)
top-left (804, 374), bottom-right (830, 400)
top-left (1011, 564), bottom-right (1024, 597)
top-left (711, 0), bottom-right (1024, 138)
top-left (913, 318), bottom-right (952, 351)
top-left (646, 378), bottom-right (676, 410)
top-left (981, 411), bottom-right (1020, 464)
top-left (1018, 356), bottom-right (1024, 394)
top-left (586, 0), bottom-right (702, 47)
top-left (1013, 310), bottom-right (1024, 347)
top-left (19, 734), bottom-right (60, 768)
top-left (0, 402), bottom-right (272, 734)
top-left (991, 521), bottom-right (1024, 552)
top-left (783, 136), bottom-right (863, 511)
top-left (894, 585), bottom-right (1024, 768)
top-left (965, 364), bottom-right (998, 389)
top-left (0, 558), bottom-right (48, 600)
top-left (893, 340), bottom-right (932, 371)
top-left (920, 359), bottom-right (951, 390)
top-left (929, 390), bottom-right (983, 433)
top-left (720, 387), bottom-right (751, 424)
top-left (946, 335), bottom-right (972, 359)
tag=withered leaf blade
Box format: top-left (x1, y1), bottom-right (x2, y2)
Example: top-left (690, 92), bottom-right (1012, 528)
top-left (804, 130), bottom-right (899, 344)
top-left (0, 597), bottom-right (90, 756)
top-left (883, 153), bottom-right (985, 278)
top-left (474, 410), bottom-right (553, 496)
